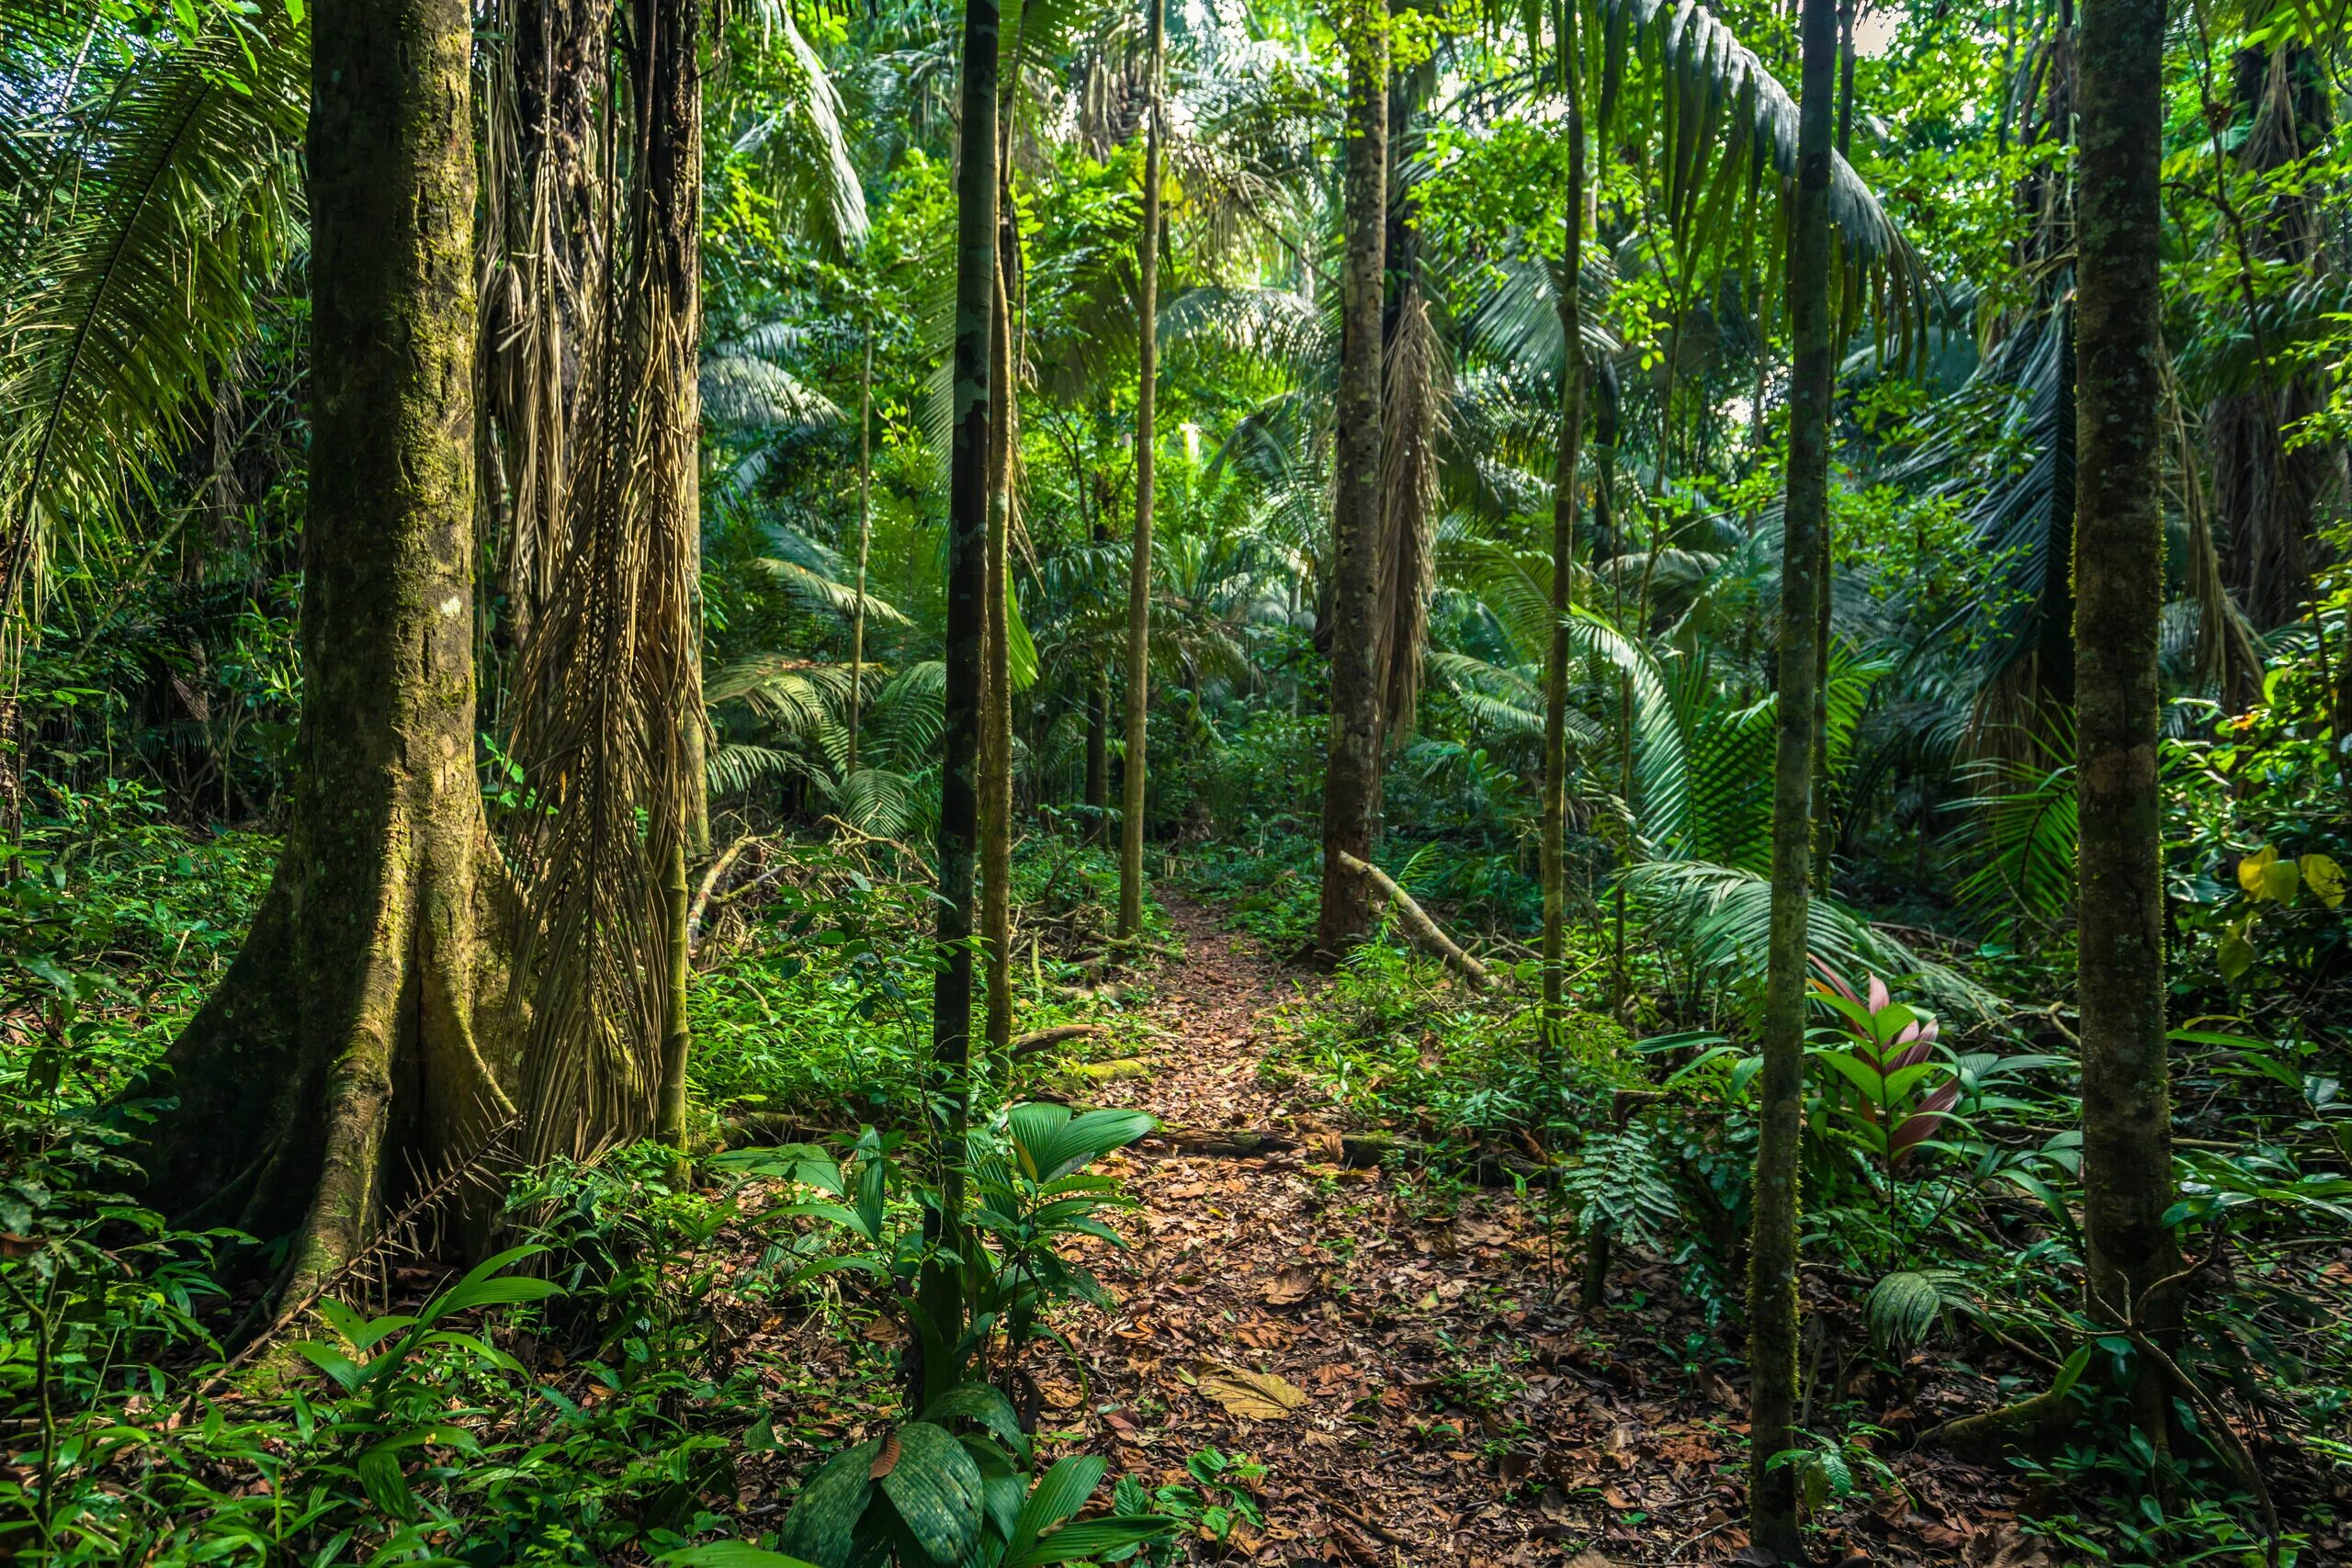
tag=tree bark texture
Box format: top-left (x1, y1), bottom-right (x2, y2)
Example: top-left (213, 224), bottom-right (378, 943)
top-left (1316, 6), bottom-right (1388, 961)
top-left (143, 0), bottom-right (514, 1303)
top-left (1541, 25), bottom-right (1586, 1028)
top-left (1748, 0), bottom-right (1837, 1548)
top-left (2075, 0), bottom-right (2183, 1441)
top-left (926, 0), bottom-right (1000, 1397)
top-left (637, 0), bottom-right (706, 1159)
top-left (982, 197), bottom-right (1017, 1052)
top-left (1118, 0), bottom-right (1166, 942)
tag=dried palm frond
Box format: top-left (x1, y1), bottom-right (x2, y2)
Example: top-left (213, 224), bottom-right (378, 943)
top-left (506, 0), bottom-right (703, 1166)
top-left (1375, 283), bottom-right (1451, 742)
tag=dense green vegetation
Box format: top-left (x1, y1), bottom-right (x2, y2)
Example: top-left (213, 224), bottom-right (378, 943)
top-left (6, 0), bottom-right (2352, 1563)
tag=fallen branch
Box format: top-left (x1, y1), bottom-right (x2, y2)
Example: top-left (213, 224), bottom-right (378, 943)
top-left (1009, 1023), bottom-right (1111, 1057)
top-left (687, 833), bottom-right (767, 959)
top-left (1339, 852), bottom-right (1490, 989)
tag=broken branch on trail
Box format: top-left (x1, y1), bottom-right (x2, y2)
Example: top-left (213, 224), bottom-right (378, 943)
top-left (1338, 852), bottom-right (1491, 987)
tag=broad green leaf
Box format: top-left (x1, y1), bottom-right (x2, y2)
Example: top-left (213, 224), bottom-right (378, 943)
top-left (876, 1423), bottom-right (984, 1567)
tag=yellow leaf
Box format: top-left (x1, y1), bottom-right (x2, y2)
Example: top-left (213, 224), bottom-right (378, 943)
top-left (2238, 846), bottom-right (2278, 897)
top-left (2302, 854), bottom-right (2346, 909)
top-left (1196, 1365), bottom-right (1307, 1421)
top-left (2262, 857), bottom-right (2302, 903)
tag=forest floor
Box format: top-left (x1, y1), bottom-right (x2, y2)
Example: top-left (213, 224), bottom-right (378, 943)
top-left (1024, 897), bottom-right (2036, 1568)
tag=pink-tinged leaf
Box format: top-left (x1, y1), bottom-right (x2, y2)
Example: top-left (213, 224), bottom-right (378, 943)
top-left (1888, 1040), bottom-right (1936, 1071)
top-left (1889, 1082), bottom-right (1961, 1162)
top-left (1889, 1113), bottom-right (1939, 1159)
top-left (1917, 1017), bottom-right (1939, 1044)
top-left (1809, 955), bottom-right (1860, 1003)
top-left (1867, 975), bottom-right (1891, 1013)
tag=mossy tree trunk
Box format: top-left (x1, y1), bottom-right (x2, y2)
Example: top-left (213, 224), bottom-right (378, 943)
top-left (144, 0), bottom-right (514, 1304)
top-left (2075, 0), bottom-right (2183, 1445)
top-left (1747, 0), bottom-right (1838, 1549)
top-left (1315, 0), bottom-right (1387, 961)
top-left (1117, 0), bottom-right (1166, 943)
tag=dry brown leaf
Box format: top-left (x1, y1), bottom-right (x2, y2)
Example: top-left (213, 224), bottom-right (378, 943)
top-left (1261, 1268), bottom-right (1316, 1305)
top-left (1197, 1365), bottom-right (1308, 1420)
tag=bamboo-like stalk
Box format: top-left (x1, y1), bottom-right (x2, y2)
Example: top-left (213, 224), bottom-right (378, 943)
top-left (1540, 7), bottom-right (1587, 1032)
top-left (1118, 0), bottom-right (1167, 942)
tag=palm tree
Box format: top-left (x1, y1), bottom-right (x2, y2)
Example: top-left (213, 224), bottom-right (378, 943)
top-left (0, 2), bottom-right (306, 829)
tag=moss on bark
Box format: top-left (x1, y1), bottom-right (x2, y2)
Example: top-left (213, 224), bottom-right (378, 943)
top-left (141, 0), bottom-right (511, 1304)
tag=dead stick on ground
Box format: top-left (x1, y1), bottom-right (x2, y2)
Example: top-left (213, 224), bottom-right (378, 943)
top-left (1339, 852), bottom-right (1489, 988)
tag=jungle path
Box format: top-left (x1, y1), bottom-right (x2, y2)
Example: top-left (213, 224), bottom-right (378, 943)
top-left (1039, 897), bottom-right (2022, 1568)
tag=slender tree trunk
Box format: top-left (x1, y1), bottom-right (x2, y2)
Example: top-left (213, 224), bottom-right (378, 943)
top-left (2075, 0), bottom-right (2182, 1445)
top-left (1316, 1), bottom-right (1388, 960)
top-left (924, 0), bottom-right (999, 1404)
top-left (848, 327), bottom-right (874, 777)
top-left (645, 0), bottom-right (705, 1160)
top-left (982, 209), bottom-right (1017, 1051)
top-left (141, 0), bottom-right (515, 1302)
top-left (1118, 0), bottom-right (1167, 942)
top-left (1812, 0), bottom-right (1857, 893)
top-left (1748, 0), bottom-right (1838, 1547)
top-left (1541, 21), bottom-right (1586, 1028)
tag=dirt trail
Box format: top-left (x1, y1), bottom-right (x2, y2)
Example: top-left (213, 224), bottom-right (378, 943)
top-left (1039, 898), bottom-right (1728, 1566)
top-left (1034, 897), bottom-right (2019, 1568)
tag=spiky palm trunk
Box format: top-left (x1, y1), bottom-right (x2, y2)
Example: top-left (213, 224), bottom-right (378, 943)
top-left (1315, 3), bottom-right (1387, 960)
top-left (1541, 27), bottom-right (1586, 1027)
top-left (2075, 0), bottom-right (2182, 1443)
top-left (1747, 0), bottom-right (1838, 1547)
top-left (1117, 0), bottom-right (1166, 942)
top-left (142, 0), bottom-right (515, 1302)
top-left (925, 0), bottom-right (1000, 1403)
top-left (848, 328), bottom-right (874, 776)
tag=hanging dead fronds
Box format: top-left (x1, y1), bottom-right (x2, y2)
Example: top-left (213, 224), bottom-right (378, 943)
top-left (506, 0), bottom-right (703, 1167)
top-left (1375, 282), bottom-right (1450, 742)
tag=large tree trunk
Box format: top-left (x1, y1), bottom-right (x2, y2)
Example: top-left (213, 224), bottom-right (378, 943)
top-left (1315, 6), bottom-right (1387, 960)
top-left (1747, 0), bottom-right (1838, 1548)
top-left (1117, 0), bottom-right (1166, 943)
top-left (141, 0), bottom-right (514, 1303)
top-left (2075, 0), bottom-right (2182, 1445)
top-left (925, 0), bottom-right (1000, 1405)
top-left (1540, 21), bottom-right (1586, 1028)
